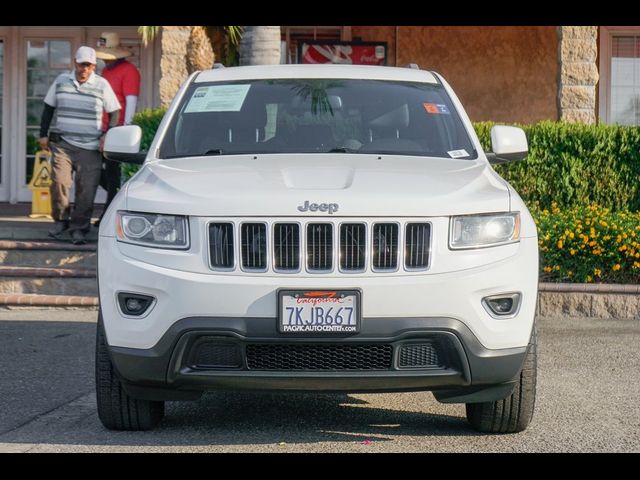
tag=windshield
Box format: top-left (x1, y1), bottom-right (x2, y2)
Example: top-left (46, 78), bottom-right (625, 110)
top-left (159, 78), bottom-right (477, 159)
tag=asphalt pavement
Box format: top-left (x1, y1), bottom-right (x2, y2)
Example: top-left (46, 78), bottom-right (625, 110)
top-left (0, 310), bottom-right (638, 452)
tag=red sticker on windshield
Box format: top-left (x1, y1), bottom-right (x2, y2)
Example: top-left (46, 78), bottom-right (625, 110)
top-left (424, 103), bottom-right (439, 113)
top-left (423, 103), bottom-right (451, 114)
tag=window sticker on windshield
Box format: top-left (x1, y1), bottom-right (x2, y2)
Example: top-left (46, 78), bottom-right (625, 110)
top-left (448, 149), bottom-right (469, 158)
top-left (423, 103), bottom-right (450, 114)
top-left (184, 85), bottom-right (251, 113)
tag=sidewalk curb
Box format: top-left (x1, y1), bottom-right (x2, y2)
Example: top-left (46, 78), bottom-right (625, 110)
top-left (0, 294), bottom-right (98, 308)
top-left (539, 282), bottom-right (640, 294)
top-left (538, 283), bottom-right (639, 319)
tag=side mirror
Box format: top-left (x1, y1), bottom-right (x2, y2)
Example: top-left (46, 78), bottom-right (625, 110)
top-left (103, 125), bottom-right (146, 164)
top-left (486, 125), bottom-right (528, 164)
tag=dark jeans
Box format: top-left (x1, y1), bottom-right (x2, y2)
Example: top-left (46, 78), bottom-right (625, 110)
top-left (98, 157), bottom-right (121, 221)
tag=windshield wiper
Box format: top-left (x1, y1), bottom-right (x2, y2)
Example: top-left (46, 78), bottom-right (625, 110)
top-left (326, 146), bottom-right (358, 153)
top-left (164, 149), bottom-right (225, 159)
top-left (203, 148), bottom-right (224, 155)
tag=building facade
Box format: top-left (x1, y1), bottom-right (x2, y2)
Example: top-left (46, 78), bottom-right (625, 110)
top-left (0, 26), bottom-right (637, 204)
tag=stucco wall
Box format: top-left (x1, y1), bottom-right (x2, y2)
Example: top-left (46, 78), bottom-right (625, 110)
top-left (159, 26), bottom-right (192, 107)
top-left (352, 26), bottom-right (558, 123)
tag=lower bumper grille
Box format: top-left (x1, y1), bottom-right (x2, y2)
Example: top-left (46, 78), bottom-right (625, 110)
top-left (399, 342), bottom-right (442, 368)
top-left (246, 344), bottom-right (393, 371)
top-left (187, 338), bottom-right (454, 372)
top-left (190, 340), bottom-right (243, 369)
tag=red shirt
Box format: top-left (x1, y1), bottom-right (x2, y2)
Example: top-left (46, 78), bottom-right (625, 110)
top-left (101, 59), bottom-right (141, 129)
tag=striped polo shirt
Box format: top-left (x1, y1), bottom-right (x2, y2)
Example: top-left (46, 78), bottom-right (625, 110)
top-left (44, 71), bottom-right (120, 150)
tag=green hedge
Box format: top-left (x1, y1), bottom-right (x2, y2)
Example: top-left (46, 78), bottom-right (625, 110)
top-left (134, 107), bottom-right (167, 150)
top-left (475, 121), bottom-right (640, 211)
top-left (122, 108), bottom-right (166, 180)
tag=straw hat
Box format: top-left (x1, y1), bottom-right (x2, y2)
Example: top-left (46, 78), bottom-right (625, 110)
top-left (95, 32), bottom-right (132, 60)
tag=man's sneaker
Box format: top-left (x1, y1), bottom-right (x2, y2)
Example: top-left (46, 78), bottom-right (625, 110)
top-left (71, 230), bottom-right (87, 245)
top-left (48, 221), bottom-right (69, 239)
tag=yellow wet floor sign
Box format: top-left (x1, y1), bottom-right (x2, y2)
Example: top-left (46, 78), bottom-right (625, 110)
top-left (28, 150), bottom-right (53, 219)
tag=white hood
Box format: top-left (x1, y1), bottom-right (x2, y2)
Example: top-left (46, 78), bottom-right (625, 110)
top-left (125, 154), bottom-right (510, 217)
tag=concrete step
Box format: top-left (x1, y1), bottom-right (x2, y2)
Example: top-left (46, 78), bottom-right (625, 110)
top-left (0, 211), bottom-right (102, 306)
top-left (0, 240), bottom-right (97, 268)
top-left (0, 266), bottom-right (97, 296)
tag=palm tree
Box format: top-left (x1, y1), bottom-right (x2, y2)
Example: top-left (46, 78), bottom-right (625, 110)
top-left (186, 26), bottom-right (214, 72)
top-left (239, 26), bottom-right (282, 65)
top-left (138, 26), bottom-right (243, 72)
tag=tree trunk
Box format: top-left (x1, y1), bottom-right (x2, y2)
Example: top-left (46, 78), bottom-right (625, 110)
top-left (239, 26), bottom-right (281, 65)
top-left (186, 26), bottom-right (215, 72)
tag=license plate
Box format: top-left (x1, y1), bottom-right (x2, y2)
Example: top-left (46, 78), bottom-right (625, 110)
top-left (278, 289), bottom-right (361, 334)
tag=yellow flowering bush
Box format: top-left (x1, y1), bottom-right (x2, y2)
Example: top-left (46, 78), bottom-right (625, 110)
top-left (534, 203), bottom-right (640, 283)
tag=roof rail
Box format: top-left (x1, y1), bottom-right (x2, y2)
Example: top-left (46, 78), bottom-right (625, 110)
top-left (405, 63), bottom-right (420, 70)
top-left (212, 63), bottom-right (226, 69)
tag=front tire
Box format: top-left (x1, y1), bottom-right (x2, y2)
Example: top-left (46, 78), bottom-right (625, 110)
top-left (465, 325), bottom-right (537, 433)
top-left (95, 312), bottom-right (165, 431)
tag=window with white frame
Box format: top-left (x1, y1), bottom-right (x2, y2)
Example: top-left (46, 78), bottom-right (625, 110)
top-left (599, 27), bottom-right (640, 125)
top-left (0, 40), bottom-right (4, 185)
top-left (610, 35), bottom-right (640, 124)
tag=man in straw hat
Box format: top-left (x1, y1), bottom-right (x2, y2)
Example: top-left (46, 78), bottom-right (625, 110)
top-left (94, 32), bottom-right (141, 226)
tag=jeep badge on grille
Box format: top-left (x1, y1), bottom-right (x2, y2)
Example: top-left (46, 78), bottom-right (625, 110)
top-left (297, 201), bottom-right (339, 214)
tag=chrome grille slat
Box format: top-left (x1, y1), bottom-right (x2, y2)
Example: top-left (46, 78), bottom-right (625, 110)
top-left (209, 223), bottom-right (234, 269)
top-left (405, 223), bottom-right (431, 270)
top-left (274, 223), bottom-right (300, 271)
top-left (241, 223), bottom-right (267, 270)
top-left (372, 223), bottom-right (398, 270)
top-left (340, 223), bottom-right (366, 271)
top-left (307, 223), bottom-right (333, 271)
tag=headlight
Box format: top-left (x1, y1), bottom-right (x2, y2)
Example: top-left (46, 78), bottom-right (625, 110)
top-left (449, 212), bottom-right (520, 249)
top-left (116, 211), bottom-right (189, 249)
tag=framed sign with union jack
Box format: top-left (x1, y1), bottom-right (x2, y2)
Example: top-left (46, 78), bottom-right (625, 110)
top-left (299, 41), bottom-right (387, 65)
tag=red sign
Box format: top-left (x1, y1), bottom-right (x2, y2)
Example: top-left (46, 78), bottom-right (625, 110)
top-left (300, 42), bottom-right (386, 65)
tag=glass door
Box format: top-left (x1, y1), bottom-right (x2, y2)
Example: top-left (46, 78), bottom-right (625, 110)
top-left (25, 39), bottom-right (72, 184)
top-left (16, 28), bottom-right (82, 202)
top-left (0, 36), bottom-right (7, 201)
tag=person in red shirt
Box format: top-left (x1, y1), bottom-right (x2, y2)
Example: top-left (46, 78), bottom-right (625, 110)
top-left (95, 32), bottom-right (141, 226)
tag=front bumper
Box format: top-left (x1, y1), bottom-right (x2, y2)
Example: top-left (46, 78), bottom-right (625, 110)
top-left (107, 316), bottom-right (528, 402)
top-left (98, 236), bottom-right (539, 351)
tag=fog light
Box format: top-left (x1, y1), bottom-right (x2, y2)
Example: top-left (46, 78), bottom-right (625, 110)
top-left (117, 293), bottom-right (155, 316)
top-left (482, 292), bottom-right (521, 319)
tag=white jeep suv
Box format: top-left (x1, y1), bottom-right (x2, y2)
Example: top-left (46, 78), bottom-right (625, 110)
top-left (97, 64), bottom-right (538, 432)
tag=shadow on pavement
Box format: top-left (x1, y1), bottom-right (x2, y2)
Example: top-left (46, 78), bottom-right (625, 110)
top-left (0, 319), bottom-right (476, 449)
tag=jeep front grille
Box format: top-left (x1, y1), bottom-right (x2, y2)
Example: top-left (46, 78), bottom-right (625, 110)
top-left (207, 219), bottom-right (431, 273)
